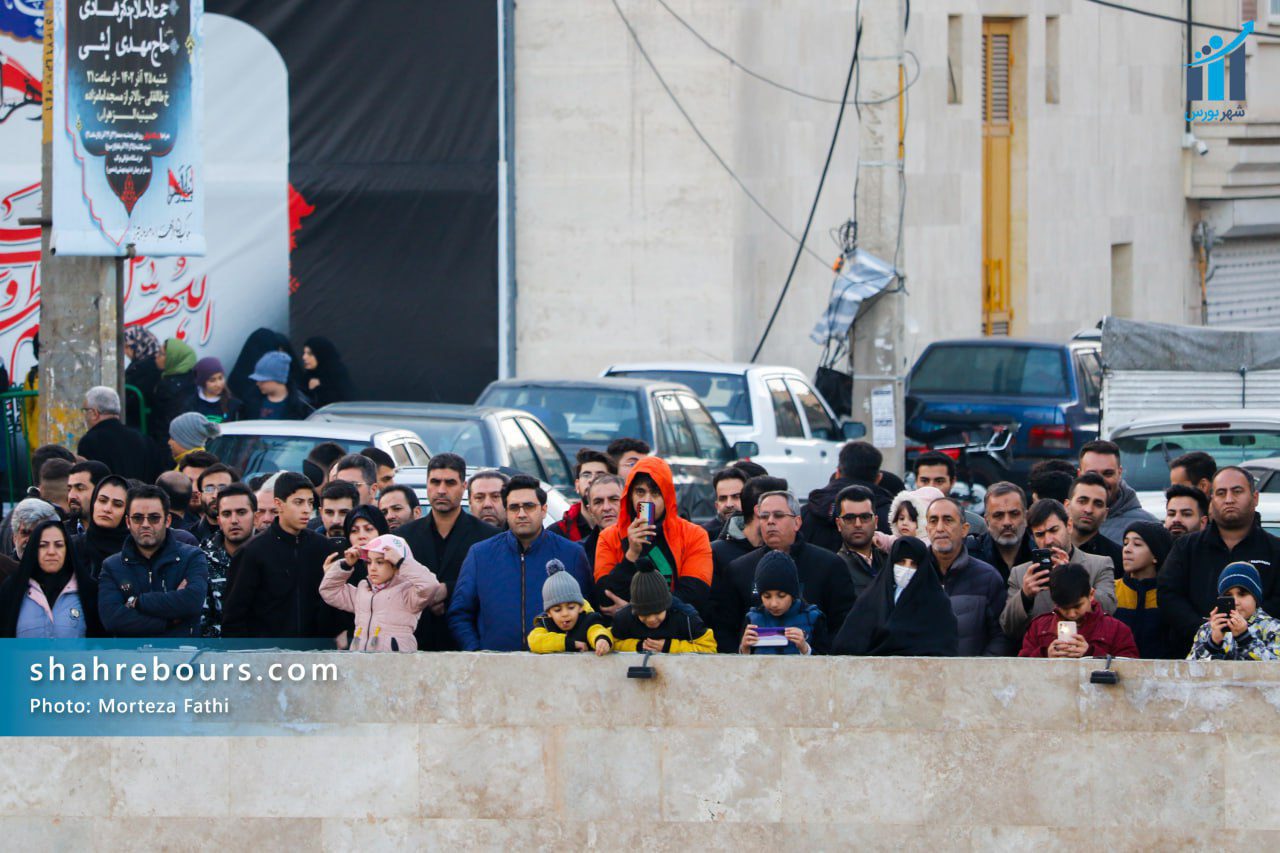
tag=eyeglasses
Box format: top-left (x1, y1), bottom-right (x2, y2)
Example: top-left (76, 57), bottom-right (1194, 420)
top-left (507, 501), bottom-right (541, 515)
top-left (128, 513), bottom-right (165, 525)
top-left (202, 484), bottom-right (231, 494)
top-left (839, 512), bottom-right (875, 523)
top-left (757, 512), bottom-right (797, 523)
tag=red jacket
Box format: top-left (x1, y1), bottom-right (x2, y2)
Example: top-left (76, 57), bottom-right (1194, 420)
top-left (1019, 602), bottom-right (1139, 659)
top-left (551, 502), bottom-right (590, 542)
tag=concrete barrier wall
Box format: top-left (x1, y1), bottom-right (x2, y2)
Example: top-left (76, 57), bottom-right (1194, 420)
top-left (4, 654), bottom-right (1280, 850)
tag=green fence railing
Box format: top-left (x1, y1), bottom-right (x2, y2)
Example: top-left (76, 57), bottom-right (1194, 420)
top-left (0, 384), bottom-right (151, 506)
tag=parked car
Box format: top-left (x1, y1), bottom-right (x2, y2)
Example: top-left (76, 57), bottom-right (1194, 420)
top-left (1110, 409), bottom-right (1280, 535)
top-left (309, 401), bottom-right (574, 496)
top-left (601, 362), bottom-right (863, 497)
top-left (476, 377), bottom-right (751, 523)
top-left (904, 337), bottom-right (1102, 486)
top-left (208, 420), bottom-right (429, 481)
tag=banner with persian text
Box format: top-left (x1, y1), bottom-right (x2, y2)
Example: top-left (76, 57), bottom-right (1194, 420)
top-left (52, 0), bottom-right (204, 256)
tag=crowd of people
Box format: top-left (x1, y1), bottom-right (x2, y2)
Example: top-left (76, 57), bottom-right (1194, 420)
top-left (1, 364), bottom-right (1277, 664)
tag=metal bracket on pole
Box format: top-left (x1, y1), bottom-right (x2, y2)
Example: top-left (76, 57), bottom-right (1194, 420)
top-left (17, 217), bottom-right (51, 227)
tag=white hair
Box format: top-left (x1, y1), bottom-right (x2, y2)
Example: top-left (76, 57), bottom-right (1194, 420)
top-left (85, 386), bottom-right (121, 415)
top-left (11, 498), bottom-right (59, 534)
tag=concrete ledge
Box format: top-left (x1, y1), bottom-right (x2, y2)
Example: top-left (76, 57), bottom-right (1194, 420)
top-left (5, 654), bottom-right (1280, 849)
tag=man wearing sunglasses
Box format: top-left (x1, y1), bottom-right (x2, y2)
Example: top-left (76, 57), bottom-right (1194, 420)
top-left (98, 485), bottom-right (210, 638)
top-left (833, 485), bottom-right (889, 600)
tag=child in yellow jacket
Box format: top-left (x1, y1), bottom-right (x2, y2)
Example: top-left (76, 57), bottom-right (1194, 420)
top-left (528, 562), bottom-right (613, 655)
top-left (610, 565), bottom-right (717, 654)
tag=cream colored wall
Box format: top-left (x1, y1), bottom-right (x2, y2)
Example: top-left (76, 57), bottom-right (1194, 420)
top-left (5, 653), bottom-right (1280, 848)
top-left (514, 1), bottom-right (1200, 380)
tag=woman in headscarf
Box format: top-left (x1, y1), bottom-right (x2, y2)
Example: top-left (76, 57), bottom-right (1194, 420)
top-left (302, 336), bottom-right (355, 407)
top-left (70, 475), bottom-right (130, 582)
top-left (150, 337), bottom-right (197, 441)
top-left (0, 518), bottom-right (102, 637)
top-left (123, 325), bottom-right (162, 431)
top-left (832, 536), bottom-right (958, 656)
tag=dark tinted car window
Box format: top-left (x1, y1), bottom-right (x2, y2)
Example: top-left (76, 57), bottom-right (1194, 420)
top-left (910, 345), bottom-right (1069, 397)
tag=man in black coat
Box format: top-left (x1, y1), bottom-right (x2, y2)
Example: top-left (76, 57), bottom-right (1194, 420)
top-left (76, 386), bottom-right (164, 483)
top-left (222, 473), bottom-right (341, 644)
top-left (800, 441), bottom-right (893, 552)
top-left (728, 490), bottom-right (857, 651)
top-left (965, 481), bottom-right (1034, 583)
top-left (397, 454), bottom-right (499, 651)
top-left (1158, 466), bottom-right (1280, 657)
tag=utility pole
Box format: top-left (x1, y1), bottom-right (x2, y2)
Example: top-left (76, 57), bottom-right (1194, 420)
top-left (849, 0), bottom-right (907, 474)
top-left (35, 2), bottom-right (122, 450)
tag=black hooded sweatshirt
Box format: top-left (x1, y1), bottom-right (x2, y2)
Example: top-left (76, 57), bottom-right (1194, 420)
top-left (800, 476), bottom-right (893, 553)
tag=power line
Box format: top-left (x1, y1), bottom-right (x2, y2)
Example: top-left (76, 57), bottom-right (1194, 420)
top-left (750, 12), bottom-right (862, 363)
top-left (609, 0), bottom-right (829, 267)
top-left (1081, 0), bottom-right (1280, 39)
top-left (652, 0), bottom-right (921, 105)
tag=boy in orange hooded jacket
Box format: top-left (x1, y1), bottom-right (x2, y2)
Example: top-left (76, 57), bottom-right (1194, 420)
top-left (593, 457), bottom-right (713, 616)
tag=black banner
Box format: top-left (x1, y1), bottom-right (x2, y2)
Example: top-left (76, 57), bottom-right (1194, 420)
top-left (208, 0), bottom-right (499, 403)
top-left (68, 0), bottom-right (192, 215)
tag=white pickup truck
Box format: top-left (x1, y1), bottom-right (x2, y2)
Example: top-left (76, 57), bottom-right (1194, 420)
top-left (601, 362), bottom-right (863, 497)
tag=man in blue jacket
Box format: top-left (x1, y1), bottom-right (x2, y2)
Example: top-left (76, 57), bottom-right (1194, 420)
top-left (448, 475), bottom-right (592, 651)
top-left (99, 485), bottom-right (209, 637)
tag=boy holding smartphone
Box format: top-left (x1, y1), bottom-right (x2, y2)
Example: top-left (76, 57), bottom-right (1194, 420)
top-left (1019, 564), bottom-right (1138, 658)
top-left (738, 550), bottom-right (828, 655)
top-left (1189, 562), bottom-right (1280, 661)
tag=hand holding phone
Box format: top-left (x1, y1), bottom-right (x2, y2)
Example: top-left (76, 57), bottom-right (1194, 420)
top-left (755, 626), bottom-right (789, 647)
top-left (1215, 595), bottom-right (1235, 617)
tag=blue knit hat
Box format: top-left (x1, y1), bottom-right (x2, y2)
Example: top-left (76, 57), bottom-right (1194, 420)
top-left (753, 549), bottom-right (801, 599)
top-left (249, 351), bottom-right (291, 384)
top-left (1219, 561), bottom-right (1263, 602)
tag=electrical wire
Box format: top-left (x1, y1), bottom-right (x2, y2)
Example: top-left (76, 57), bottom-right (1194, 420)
top-left (652, 0), bottom-right (921, 105)
top-left (1082, 0), bottom-right (1280, 38)
top-left (610, 0), bottom-right (829, 268)
top-left (749, 12), bottom-right (862, 363)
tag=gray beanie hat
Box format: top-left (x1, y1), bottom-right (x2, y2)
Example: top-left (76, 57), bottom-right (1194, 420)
top-left (169, 411), bottom-right (221, 450)
top-left (542, 559), bottom-right (584, 610)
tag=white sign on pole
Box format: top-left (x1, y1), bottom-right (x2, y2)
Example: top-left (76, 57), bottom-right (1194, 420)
top-left (871, 384), bottom-right (896, 449)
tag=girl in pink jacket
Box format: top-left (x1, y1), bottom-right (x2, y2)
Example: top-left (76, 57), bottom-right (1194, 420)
top-left (320, 534), bottom-right (444, 652)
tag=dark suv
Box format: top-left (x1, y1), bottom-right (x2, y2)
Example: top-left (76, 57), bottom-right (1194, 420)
top-left (904, 337), bottom-right (1102, 486)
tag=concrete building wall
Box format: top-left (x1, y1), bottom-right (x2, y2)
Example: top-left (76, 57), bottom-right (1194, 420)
top-left (7, 654), bottom-right (1280, 847)
top-left (514, 1), bottom-right (1203, 383)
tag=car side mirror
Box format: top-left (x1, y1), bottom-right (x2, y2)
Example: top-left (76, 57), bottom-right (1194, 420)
top-left (841, 421), bottom-right (867, 440)
top-left (732, 441), bottom-right (759, 460)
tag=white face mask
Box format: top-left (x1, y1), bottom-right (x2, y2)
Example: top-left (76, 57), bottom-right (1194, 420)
top-left (893, 563), bottom-right (917, 589)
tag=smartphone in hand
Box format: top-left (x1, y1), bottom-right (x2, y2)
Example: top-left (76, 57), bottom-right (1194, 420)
top-left (638, 501), bottom-right (655, 526)
top-left (1215, 595), bottom-right (1235, 617)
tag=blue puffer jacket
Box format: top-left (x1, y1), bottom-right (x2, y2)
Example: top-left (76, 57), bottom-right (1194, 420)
top-left (99, 534), bottom-right (210, 637)
top-left (16, 579), bottom-right (87, 638)
top-left (939, 550), bottom-right (1010, 657)
top-left (448, 530), bottom-right (592, 651)
top-left (744, 598), bottom-right (829, 655)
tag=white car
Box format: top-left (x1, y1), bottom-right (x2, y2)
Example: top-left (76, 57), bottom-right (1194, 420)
top-left (208, 422), bottom-right (568, 524)
top-left (602, 362), bottom-right (863, 497)
top-left (1108, 409), bottom-right (1280, 535)
top-left (208, 420), bottom-right (430, 478)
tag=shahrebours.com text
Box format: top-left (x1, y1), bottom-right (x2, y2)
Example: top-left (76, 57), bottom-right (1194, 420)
top-left (28, 656), bottom-right (339, 684)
